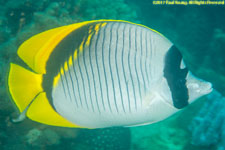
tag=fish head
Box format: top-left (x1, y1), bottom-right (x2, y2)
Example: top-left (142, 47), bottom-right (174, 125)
top-left (162, 45), bottom-right (213, 109)
top-left (157, 71), bottom-right (212, 109)
top-left (186, 72), bottom-right (213, 103)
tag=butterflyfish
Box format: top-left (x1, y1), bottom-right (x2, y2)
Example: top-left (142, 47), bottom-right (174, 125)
top-left (8, 20), bottom-right (213, 128)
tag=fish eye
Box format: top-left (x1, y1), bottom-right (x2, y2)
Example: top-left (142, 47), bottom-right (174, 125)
top-left (180, 59), bottom-right (186, 69)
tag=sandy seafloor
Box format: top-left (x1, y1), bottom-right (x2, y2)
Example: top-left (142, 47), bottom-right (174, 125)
top-left (0, 0), bottom-right (225, 150)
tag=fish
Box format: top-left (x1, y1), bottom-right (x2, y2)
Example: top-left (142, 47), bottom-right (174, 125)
top-left (7, 20), bottom-right (213, 128)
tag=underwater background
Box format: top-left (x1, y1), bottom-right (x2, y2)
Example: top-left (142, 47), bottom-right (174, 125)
top-left (0, 0), bottom-right (225, 149)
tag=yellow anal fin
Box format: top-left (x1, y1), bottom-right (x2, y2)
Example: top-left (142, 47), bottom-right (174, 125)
top-left (27, 92), bottom-right (81, 128)
top-left (8, 63), bottom-right (43, 112)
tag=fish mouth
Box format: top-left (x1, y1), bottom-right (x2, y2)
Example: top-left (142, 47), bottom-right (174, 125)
top-left (203, 82), bottom-right (213, 94)
top-left (187, 81), bottom-right (213, 95)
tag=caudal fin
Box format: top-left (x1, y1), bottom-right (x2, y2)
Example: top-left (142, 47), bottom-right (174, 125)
top-left (8, 63), bottom-right (43, 112)
top-left (8, 63), bottom-right (78, 127)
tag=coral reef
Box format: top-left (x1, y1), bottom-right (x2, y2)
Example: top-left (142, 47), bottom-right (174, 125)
top-left (189, 90), bottom-right (225, 149)
top-left (25, 128), bottom-right (42, 145)
top-left (25, 128), bottom-right (61, 146)
top-left (131, 121), bottom-right (189, 150)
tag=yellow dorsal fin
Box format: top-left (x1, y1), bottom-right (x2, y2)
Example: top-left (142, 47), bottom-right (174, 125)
top-left (8, 63), bottom-right (43, 112)
top-left (17, 21), bottom-right (97, 74)
top-left (27, 92), bottom-right (81, 128)
top-left (18, 20), bottom-right (153, 74)
top-left (17, 20), bottom-right (162, 74)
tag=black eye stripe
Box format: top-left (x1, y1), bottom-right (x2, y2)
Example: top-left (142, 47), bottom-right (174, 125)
top-left (163, 45), bottom-right (189, 109)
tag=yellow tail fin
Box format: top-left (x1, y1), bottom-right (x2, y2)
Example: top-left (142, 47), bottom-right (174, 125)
top-left (8, 63), bottom-right (43, 112)
top-left (8, 63), bottom-right (79, 127)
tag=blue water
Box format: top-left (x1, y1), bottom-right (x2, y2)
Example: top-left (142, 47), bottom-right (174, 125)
top-left (0, 0), bottom-right (225, 149)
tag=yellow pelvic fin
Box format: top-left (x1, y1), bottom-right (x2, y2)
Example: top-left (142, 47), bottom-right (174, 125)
top-left (27, 92), bottom-right (81, 128)
top-left (8, 63), bottom-right (43, 112)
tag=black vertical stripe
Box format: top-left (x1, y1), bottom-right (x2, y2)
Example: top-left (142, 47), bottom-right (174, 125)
top-left (149, 32), bottom-right (153, 81)
top-left (77, 49), bottom-right (89, 110)
top-left (89, 27), bottom-right (100, 113)
top-left (72, 53), bottom-right (83, 107)
top-left (128, 26), bottom-right (137, 110)
top-left (83, 37), bottom-right (95, 112)
top-left (164, 45), bottom-right (189, 109)
top-left (134, 27), bottom-right (142, 102)
top-left (140, 29), bottom-right (147, 92)
top-left (95, 24), bottom-right (105, 112)
top-left (145, 31), bottom-right (150, 84)
top-left (149, 33), bottom-right (154, 79)
top-left (60, 67), bottom-right (67, 99)
top-left (122, 24), bottom-right (131, 112)
top-left (67, 59), bottom-right (78, 107)
top-left (62, 66), bottom-right (72, 102)
top-left (102, 24), bottom-right (112, 113)
top-left (109, 23), bottom-right (119, 113)
top-left (115, 23), bottom-right (126, 113)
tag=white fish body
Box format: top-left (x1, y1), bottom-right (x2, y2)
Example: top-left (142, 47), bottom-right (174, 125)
top-left (8, 20), bottom-right (212, 128)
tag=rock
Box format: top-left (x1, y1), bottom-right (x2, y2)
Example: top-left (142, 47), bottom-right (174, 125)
top-left (131, 121), bottom-right (189, 150)
top-left (43, 129), bottom-right (61, 145)
top-left (25, 128), bottom-right (42, 145)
